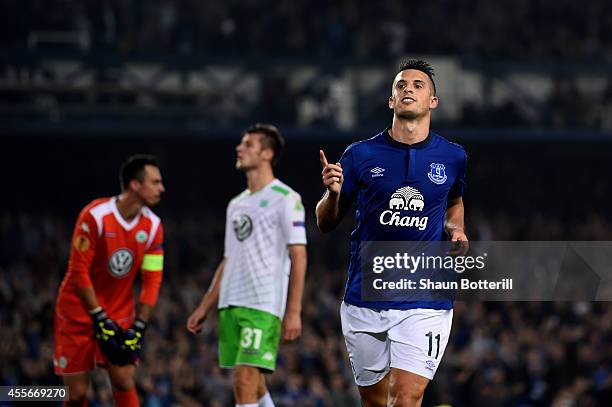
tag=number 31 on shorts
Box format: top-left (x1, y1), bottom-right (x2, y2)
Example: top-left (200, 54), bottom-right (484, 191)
top-left (240, 327), bottom-right (263, 350)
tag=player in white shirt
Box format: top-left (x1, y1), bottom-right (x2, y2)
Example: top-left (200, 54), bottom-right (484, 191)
top-left (187, 124), bottom-right (308, 407)
top-left (219, 178), bottom-right (307, 317)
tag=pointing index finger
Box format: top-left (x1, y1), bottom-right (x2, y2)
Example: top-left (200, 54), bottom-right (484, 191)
top-left (319, 150), bottom-right (329, 168)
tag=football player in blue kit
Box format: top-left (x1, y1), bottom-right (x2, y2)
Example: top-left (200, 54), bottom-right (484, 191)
top-left (316, 59), bottom-right (468, 407)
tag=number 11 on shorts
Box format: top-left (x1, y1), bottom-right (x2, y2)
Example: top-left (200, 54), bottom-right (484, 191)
top-left (241, 327), bottom-right (263, 350)
top-left (426, 331), bottom-right (440, 359)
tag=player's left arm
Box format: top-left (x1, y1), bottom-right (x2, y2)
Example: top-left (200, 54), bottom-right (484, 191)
top-left (445, 197), bottom-right (468, 255)
top-left (283, 244), bottom-right (307, 342)
top-left (282, 192), bottom-right (308, 342)
top-left (138, 222), bottom-right (164, 317)
top-left (445, 149), bottom-right (468, 253)
top-left (445, 197), bottom-right (467, 242)
top-left (122, 223), bottom-right (164, 359)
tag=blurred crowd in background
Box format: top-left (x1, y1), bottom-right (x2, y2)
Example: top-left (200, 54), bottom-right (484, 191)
top-left (1, 138), bottom-right (612, 406)
top-left (2, 0), bottom-right (612, 133)
top-left (1, 208), bottom-right (612, 406)
top-left (2, 0), bottom-right (612, 61)
top-left (2, 1), bottom-right (612, 406)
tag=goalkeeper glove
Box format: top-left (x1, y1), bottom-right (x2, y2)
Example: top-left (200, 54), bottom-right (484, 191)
top-left (121, 318), bottom-right (147, 363)
top-left (90, 307), bottom-right (128, 365)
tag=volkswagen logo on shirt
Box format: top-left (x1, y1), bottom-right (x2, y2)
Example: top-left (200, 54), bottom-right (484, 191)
top-left (233, 214), bottom-right (253, 241)
top-left (108, 248), bottom-right (134, 278)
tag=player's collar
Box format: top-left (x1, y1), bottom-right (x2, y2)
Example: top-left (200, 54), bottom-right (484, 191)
top-left (246, 178), bottom-right (278, 195)
top-left (383, 126), bottom-right (432, 149)
top-left (111, 196), bottom-right (142, 231)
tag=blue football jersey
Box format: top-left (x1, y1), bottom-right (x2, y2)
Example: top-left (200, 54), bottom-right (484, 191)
top-left (339, 128), bottom-right (467, 310)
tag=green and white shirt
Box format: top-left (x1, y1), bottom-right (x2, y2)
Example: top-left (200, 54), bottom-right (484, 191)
top-left (219, 179), bottom-right (307, 318)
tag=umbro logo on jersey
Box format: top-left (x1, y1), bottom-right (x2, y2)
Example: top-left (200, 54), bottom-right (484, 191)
top-left (108, 248), bottom-right (134, 278)
top-left (370, 167), bottom-right (385, 177)
top-left (379, 186), bottom-right (428, 230)
top-left (427, 163), bottom-right (447, 185)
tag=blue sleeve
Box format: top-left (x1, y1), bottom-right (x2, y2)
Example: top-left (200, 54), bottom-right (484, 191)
top-left (449, 149), bottom-right (467, 199)
top-left (339, 144), bottom-right (359, 209)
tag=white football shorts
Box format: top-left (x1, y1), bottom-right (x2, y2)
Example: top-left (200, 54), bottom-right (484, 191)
top-left (340, 301), bottom-right (453, 386)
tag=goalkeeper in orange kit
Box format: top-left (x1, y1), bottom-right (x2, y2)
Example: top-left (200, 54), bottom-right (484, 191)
top-left (54, 155), bottom-right (165, 406)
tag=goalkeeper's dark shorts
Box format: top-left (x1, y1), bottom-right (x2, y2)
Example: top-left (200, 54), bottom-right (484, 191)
top-left (53, 312), bottom-right (133, 375)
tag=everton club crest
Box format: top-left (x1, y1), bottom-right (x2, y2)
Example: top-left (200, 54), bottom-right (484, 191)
top-left (427, 163), bottom-right (447, 185)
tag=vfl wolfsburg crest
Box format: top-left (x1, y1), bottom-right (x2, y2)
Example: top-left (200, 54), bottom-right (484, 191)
top-left (108, 248), bottom-right (134, 277)
top-left (427, 163), bottom-right (447, 185)
top-left (135, 230), bottom-right (148, 243)
top-left (233, 214), bottom-right (253, 241)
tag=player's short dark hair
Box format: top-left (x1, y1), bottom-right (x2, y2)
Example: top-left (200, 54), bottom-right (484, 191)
top-left (398, 59), bottom-right (436, 95)
top-left (243, 123), bottom-right (285, 166)
top-left (120, 154), bottom-right (160, 190)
